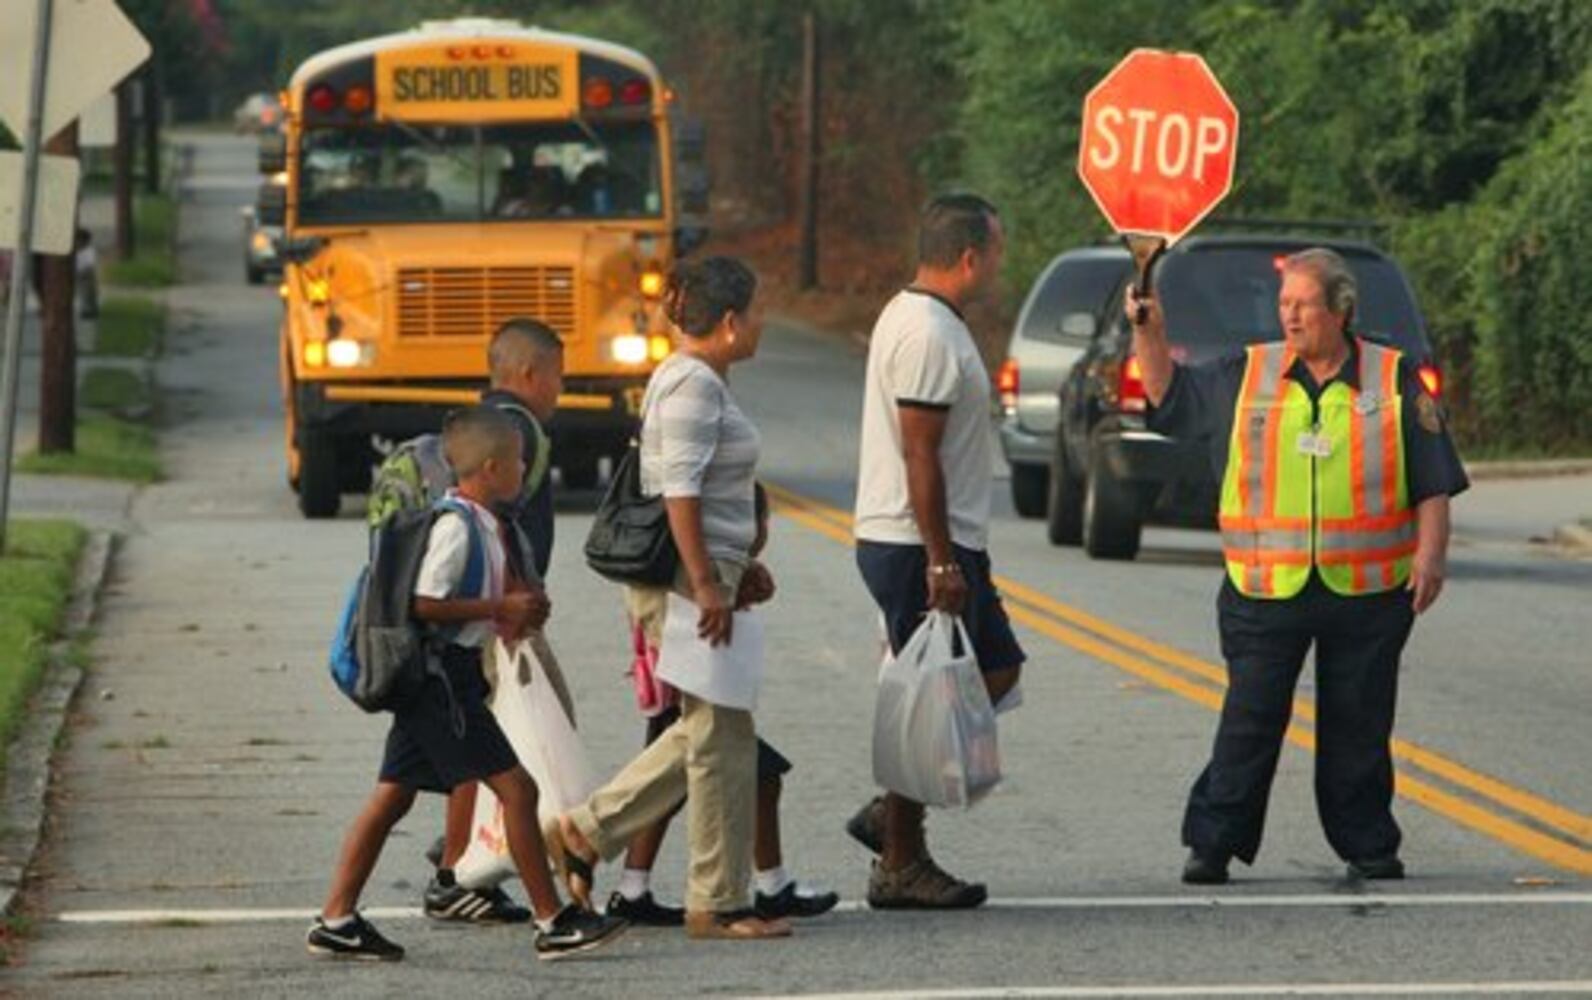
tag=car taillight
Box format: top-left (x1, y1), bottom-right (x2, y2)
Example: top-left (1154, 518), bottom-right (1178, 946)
top-left (1417, 363), bottom-right (1442, 398)
top-left (996, 358), bottom-right (1019, 411)
top-left (1118, 355), bottom-right (1147, 412)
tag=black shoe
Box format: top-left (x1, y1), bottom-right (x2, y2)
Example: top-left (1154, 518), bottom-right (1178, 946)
top-left (424, 835), bottom-right (445, 868)
top-left (535, 904), bottom-right (628, 961)
top-left (606, 890), bottom-right (685, 927)
top-left (845, 796), bottom-right (884, 855)
top-left (1181, 850), bottom-right (1231, 885)
top-left (306, 912), bottom-right (405, 961)
top-left (424, 876), bottom-right (533, 923)
top-left (1347, 855), bottom-right (1405, 880)
top-left (755, 882), bottom-right (840, 920)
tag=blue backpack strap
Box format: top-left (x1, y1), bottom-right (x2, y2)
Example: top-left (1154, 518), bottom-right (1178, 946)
top-left (433, 496), bottom-right (487, 598)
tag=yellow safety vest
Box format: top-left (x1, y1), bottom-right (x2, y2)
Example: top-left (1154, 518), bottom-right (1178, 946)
top-left (1218, 341), bottom-right (1415, 599)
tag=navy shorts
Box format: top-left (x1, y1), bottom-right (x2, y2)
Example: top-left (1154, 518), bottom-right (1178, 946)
top-left (856, 540), bottom-right (1026, 674)
top-left (645, 705), bottom-right (792, 782)
top-left (379, 646), bottom-right (519, 794)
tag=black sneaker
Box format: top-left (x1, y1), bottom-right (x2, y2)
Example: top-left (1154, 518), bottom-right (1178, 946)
top-left (845, 796), bottom-right (884, 855)
top-left (306, 913), bottom-right (405, 961)
top-left (755, 881), bottom-right (840, 920)
top-left (1347, 855), bottom-right (1405, 880)
top-left (606, 890), bottom-right (685, 927)
top-left (424, 876), bottom-right (533, 923)
top-left (1181, 850), bottom-right (1231, 886)
top-left (535, 904), bottom-right (628, 961)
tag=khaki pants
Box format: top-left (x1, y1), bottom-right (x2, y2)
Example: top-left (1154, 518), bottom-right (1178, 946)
top-left (570, 560), bottom-right (755, 913)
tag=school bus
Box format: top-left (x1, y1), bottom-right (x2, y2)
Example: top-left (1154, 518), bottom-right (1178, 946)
top-left (257, 18), bottom-right (709, 517)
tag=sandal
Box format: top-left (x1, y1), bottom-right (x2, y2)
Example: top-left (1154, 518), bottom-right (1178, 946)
top-left (685, 909), bottom-right (792, 940)
top-left (542, 815), bottom-right (597, 911)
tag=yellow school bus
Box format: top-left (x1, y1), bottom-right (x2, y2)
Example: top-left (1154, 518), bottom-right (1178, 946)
top-left (258, 18), bottom-right (709, 517)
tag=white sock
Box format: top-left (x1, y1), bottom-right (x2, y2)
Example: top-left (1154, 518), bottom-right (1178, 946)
top-left (535, 915), bottom-right (556, 933)
top-left (321, 912), bottom-right (355, 930)
top-left (754, 866), bottom-right (791, 897)
top-left (617, 867), bottom-right (653, 901)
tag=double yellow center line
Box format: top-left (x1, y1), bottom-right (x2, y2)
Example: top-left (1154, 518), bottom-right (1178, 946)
top-left (765, 481), bottom-right (1592, 876)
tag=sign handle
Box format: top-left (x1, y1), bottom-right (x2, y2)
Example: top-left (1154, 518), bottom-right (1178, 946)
top-left (1124, 234), bottom-right (1168, 325)
top-left (0, 0), bottom-right (56, 554)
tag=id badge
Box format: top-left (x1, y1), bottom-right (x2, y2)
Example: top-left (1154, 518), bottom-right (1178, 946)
top-left (1296, 432), bottom-right (1333, 459)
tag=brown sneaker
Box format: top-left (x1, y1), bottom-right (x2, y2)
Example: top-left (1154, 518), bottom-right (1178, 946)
top-left (685, 909), bottom-right (793, 940)
top-left (867, 856), bottom-right (987, 910)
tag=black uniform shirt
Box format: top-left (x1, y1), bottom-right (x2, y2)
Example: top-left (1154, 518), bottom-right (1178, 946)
top-left (1147, 335), bottom-right (1470, 506)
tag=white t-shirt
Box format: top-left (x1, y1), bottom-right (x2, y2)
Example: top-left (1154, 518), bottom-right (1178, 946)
top-left (414, 493), bottom-right (507, 649)
top-left (854, 289), bottom-right (993, 551)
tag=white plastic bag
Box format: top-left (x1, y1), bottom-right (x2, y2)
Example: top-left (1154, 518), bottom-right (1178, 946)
top-left (872, 612), bottom-right (1002, 809)
top-left (456, 638), bottom-right (597, 889)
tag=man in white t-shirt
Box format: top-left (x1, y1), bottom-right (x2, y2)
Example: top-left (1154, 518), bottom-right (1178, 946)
top-left (850, 194), bottom-right (1026, 909)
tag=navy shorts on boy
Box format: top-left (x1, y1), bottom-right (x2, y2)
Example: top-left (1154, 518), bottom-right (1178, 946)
top-left (379, 645), bottom-right (518, 793)
top-left (856, 540), bottom-right (1026, 673)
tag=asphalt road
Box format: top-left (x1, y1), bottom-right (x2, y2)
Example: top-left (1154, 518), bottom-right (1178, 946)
top-left (5, 134), bottom-right (1589, 999)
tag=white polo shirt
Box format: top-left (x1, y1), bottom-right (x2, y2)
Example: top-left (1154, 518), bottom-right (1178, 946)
top-left (414, 493), bottom-right (507, 649)
top-left (854, 289), bottom-right (993, 551)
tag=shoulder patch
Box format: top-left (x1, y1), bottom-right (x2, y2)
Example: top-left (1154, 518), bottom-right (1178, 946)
top-left (1416, 392), bottom-right (1442, 434)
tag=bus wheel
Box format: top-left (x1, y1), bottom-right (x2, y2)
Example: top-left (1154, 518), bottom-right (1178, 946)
top-left (298, 427), bottom-right (342, 519)
top-left (560, 454), bottom-right (599, 491)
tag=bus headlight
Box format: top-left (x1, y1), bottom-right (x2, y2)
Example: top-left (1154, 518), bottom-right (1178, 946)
top-left (639, 268), bottom-right (665, 298)
top-left (303, 341), bottom-right (326, 368)
top-left (326, 338), bottom-right (370, 368)
top-left (611, 334), bottom-right (649, 364)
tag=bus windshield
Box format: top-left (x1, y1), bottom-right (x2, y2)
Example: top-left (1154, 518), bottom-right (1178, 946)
top-left (297, 119), bottom-right (662, 226)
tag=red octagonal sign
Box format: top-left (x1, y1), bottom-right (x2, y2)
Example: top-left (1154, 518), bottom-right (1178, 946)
top-left (1077, 49), bottom-right (1240, 245)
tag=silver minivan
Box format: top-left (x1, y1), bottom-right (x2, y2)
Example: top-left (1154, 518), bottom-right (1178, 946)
top-left (996, 245), bottom-right (1131, 517)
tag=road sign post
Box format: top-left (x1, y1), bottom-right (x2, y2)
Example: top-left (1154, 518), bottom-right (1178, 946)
top-left (1076, 48), bottom-right (1240, 313)
top-left (0, 0), bottom-right (56, 554)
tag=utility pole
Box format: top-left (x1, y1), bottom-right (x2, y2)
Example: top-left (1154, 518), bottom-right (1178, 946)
top-left (797, 8), bottom-right (820, 291)
top-left (140, 63), bottom-right (159, 195)
top-left (37, 121), bottom-right (78, 455)
top-left (114, 79), bottom-right (134, 259)
top-left (0, 0), bottom-right (55, 553)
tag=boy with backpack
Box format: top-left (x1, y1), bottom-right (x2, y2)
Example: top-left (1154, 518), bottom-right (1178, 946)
top-left (368, 320), bottom-right (575, 923)
top-left (309, 407), bottom-right (626, 962)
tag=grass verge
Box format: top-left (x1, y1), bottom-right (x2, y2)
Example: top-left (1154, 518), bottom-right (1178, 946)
top-left (79, 367), bottom-right (150, 414)
top-left (16, 415), bottom-right (160, 483)
top-left (93, 295), bottom-right (165, 357)
top-left (103, 194), bottom-right (176, 287)
top-left (0, 521), bottom-right (86, 780)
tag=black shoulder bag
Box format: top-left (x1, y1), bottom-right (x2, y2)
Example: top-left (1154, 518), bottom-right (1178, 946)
top-left (583, 412), bottom-right (679, 586)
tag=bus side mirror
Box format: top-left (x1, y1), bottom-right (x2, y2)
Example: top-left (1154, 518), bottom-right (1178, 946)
top-left (674, 117), bottom-right (707, 164)
top-left (673, 116), bottom-right (711, 235)
top-left (674, 226), bottom-right (709, 257)
top-left (257, 181), bottom-right (287, 227)
top-left (259, 132), bottom-right (286, 175)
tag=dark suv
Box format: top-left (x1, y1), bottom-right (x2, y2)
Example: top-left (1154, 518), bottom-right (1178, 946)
top-left (1047, 234), bottom-right (1439, 560)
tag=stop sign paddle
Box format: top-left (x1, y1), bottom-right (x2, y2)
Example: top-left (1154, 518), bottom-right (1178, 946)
top-left (1076, 48), bottom-right (1240, 314)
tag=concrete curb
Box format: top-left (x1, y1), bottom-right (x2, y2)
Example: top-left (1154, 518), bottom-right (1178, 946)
top-left (1464, 458), bottom-right (1592, 481)
top-left (0, 530), bottom-right (117, 917)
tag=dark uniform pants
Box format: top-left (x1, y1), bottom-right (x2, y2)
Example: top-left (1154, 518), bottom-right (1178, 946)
top-left (1182, 576), bottom-right (1416, 865)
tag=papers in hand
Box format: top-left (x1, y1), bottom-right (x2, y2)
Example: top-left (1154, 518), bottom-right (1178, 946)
top-left (655, 592), bottom-right (765, 711)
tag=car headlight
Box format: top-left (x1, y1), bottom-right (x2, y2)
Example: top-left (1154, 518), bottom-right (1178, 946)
top-left (611, 334), bottom-right (649, 364)
top-left (251, 231), bottom-right (273, 253)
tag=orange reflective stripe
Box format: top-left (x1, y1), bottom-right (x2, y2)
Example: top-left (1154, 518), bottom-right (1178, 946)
top-left (1316, 540), bottom-right (1419, 566)
top-left (1319, 512), bottom-right (1416, 533)
top-left (1375, 347), bottom-right (1400, 515)
top-left (1225, 548), bottom-right (1313, 567)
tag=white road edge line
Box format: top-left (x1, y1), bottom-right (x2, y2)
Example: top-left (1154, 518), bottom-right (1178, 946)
top-left (56, 892), bottom-right (1592, 924)
top-left (751, 985), bottom-right (1592, 999)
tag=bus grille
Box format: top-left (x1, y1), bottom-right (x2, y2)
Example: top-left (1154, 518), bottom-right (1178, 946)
top-left (395, 266), bottom-right (577, 339)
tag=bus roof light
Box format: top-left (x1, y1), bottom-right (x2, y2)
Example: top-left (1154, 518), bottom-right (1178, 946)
top-left (472, 45), bottom-right (493, 60)
top-left (446, 46), bottom-right (467, 60)
top-left (344, 85), bottom-right (373, 115)
top-left (619, 80), bottom-right (651, 105)
top-left (307, 85), bottom-right (338, 114)
top-left (496, 45), bottom-right (516, 59)
top-left (583, 77), bottom-right (614, 109)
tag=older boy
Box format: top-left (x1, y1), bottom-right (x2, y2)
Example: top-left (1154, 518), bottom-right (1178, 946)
top-left (309, 407), bottom-right (625, 961)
